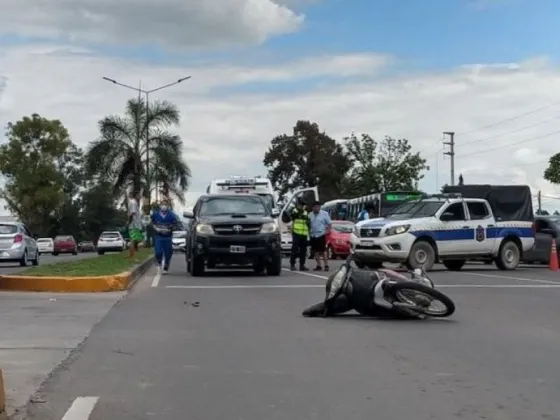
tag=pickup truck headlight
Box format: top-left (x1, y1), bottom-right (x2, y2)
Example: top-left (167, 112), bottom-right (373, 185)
top-left (385, 224), bottom-right (410, 236)
top-left (196, 224), bottom-right (214, 235)
top-left (353, 226), bottom-right (360, 237)
top-left (261, 222), bottom-right (278, 233)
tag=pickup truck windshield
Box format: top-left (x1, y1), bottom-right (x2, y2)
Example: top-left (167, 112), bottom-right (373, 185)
top-left (387, 201), bottom-right (444, 220)
top-left (200, 197), bottom-right (268, 216)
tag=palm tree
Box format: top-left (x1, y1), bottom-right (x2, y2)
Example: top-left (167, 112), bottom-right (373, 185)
top-left (85, 97), bottom-right (191, 209)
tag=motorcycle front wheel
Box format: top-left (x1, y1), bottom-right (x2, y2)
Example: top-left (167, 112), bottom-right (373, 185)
top-left (387, 282), bottom-right (455, 318)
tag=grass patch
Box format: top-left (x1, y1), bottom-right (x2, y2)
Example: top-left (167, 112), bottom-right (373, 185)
top-left (19, 248), bottom-right (153, 277)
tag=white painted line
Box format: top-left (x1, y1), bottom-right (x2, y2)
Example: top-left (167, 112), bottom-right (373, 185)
top-left (282, 268), bottom-right (327, 280)
top-left (438, 284), bottom-right (560, 288)
top-left (151, 272), bottom-right (161, 287)
top-left (61, 397), bottom-right (99, 420)
top-left (165, 284), bottom-right (323, 289)
top-left (462, 272), bottom-right (560, 285)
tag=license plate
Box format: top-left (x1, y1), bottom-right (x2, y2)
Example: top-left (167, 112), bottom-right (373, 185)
top-left (361, 241), bottom-right (375, 247)
top-left (230, 246), bottom-right (246, 253)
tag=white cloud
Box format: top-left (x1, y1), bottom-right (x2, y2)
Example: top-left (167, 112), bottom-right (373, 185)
top-left (0, 0), bottom-right (303, 49)
top-left (2, 43), bottom-right (560, 213)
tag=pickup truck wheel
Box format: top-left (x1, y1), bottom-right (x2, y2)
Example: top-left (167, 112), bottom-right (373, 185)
top-left (407, 240), bottom-right (436, 271)
top-left (496, 240), bottom-right (520, 270)
top-left (266, 254), bottom-right (282, 276)
top-left (442, 259), bottom-right (465, 271)
top-left (191, 255), bottom-right (205, 276)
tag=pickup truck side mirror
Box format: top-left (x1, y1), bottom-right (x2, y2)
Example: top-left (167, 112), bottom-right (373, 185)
top-left (271, 208), bottom-right (280, 218)
top-left (281, 212), bottom-right (291, 224)
top-left (440, 212), bottom-right (454, 221)
top-left (183, 211), bottom-right (194, 218)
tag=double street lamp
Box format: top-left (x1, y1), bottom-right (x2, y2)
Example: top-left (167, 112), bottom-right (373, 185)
top-left (101, 76), bottom-right (191, 210)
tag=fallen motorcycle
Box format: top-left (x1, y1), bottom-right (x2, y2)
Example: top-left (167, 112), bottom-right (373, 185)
top-left (302, 253), bottom-right (455, 319)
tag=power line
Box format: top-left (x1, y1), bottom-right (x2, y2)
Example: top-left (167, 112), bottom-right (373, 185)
top-left (455, 129), bottom-right (560, 158)
top-left (455, 115), bottom-right (560, 148)
top-left (456, 100), bottom-right (560, 137)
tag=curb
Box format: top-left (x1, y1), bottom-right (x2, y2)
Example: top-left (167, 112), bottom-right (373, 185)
top-left (0, 256), bottom-right (155, 293)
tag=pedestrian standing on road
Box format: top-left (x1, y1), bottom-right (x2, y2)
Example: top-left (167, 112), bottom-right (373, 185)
top-left (289, 198), bottom-right (309, 271)
top-left (127, 190), bottom-right (144, 262)
top-left (151, 198), bottom-right (180, 274)
top-left (309, 201), bottom-right (331, 271)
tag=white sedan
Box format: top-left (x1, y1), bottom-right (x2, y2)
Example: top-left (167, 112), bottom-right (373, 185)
top-left (36, 237), bottom-right (54, 254)
top-left (97, 231), bottom-right (125, 255)
top-left (172, 231), bottom-right (187, 251)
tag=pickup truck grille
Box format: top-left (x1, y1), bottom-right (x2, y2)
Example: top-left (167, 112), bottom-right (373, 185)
top-left (213, 223), bottom-right (262, 235)
top-left (360, 228), bottom-right (380, 238)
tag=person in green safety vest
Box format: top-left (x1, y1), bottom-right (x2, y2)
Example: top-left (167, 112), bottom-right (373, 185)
top-left (289, 197), bottom-right (309, 271)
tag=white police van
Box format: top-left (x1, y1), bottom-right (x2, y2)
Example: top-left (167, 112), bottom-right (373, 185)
top-left (350, 186), bottom-right (535, 271)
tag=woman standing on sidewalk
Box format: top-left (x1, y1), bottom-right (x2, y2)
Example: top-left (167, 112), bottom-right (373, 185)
top-left (151, 198), bottom-right (180, 274)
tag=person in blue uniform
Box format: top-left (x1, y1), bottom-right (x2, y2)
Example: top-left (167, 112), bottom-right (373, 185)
top-left (151, 198), bottom-right (180, 274)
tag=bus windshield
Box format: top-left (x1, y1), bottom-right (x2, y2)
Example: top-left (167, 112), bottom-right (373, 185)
top-left (380, 192), bottom-right (423, 217)
top-left (387, 201), bottom-right (443, 220)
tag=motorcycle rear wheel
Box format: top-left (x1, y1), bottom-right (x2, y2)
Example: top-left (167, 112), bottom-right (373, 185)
top-left (387, 282), bottom-right (455, 318)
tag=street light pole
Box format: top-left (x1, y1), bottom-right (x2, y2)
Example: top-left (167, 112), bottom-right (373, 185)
top-left (101, 76), bottom-right (191, 210)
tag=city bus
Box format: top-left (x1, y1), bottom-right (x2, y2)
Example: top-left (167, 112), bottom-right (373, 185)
top-left (347, 191), bottom-right (423, 220)
top-left (321, 199), bottom-right (348, 220)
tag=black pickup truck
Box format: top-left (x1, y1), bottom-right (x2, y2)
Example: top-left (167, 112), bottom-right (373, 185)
top-left (183, 194), bottom-right (282, 276)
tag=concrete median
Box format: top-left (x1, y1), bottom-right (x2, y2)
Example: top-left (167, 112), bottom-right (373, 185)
top-left (0, 256), bottom-right (154, 293)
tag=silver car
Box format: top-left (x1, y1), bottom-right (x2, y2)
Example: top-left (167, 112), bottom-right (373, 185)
top-left (0, 222), bottom-right (39, 266)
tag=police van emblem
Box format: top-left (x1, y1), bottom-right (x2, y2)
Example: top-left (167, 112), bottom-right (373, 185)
top-left (475, 225), bottom-right (485, 242)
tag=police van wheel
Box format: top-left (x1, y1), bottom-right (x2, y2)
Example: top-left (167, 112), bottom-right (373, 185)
top-left (442, 259), bottom-right (465, 271)
top-left (496, 240), bottom-right (520, 270)
top-left (407, 241), bottom-right (436, 271)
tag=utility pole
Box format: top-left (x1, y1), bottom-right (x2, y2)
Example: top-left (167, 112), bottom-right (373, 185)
top-left (538, 190), bottom-right (542, 213)
top-left (443, 132), bottom-right (455, 186)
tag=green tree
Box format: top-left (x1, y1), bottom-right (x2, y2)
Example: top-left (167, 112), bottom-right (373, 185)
top-left (263, 120), bottom-right (352, 201)
top-left (79, 178), bottom-right (128, 241)
top-left (544, 154), bottom-right (560, 186)
top-left (0, 114), bottom-right (77, 234)
top-left (344, 134), bottom-right (428, 196)
top-left (85, 98), bottom-right (191, 208)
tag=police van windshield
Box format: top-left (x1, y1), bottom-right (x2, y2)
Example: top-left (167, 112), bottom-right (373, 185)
top-left (200, 196), bottom-right (268, 216)
top-left (387, 201), bottom-right (444, 220)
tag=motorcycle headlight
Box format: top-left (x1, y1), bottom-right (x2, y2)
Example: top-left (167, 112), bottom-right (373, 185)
top-left (385, 224), bottom-right (410, 236)
top-left (326, 266), bottom-right (347, 300)
top-left (260, 222), bottom-right (278, 233)
top-left (196, 224), bottom-right (214, 235)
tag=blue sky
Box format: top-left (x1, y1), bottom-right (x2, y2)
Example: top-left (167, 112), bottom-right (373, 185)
top-left (3, 0), bottom-right (560, 210)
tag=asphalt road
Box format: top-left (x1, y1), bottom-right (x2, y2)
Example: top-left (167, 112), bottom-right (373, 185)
top-left (21, 255), bottom-right (560, 419)
top-left (0, 252), bottom-right (99, 275)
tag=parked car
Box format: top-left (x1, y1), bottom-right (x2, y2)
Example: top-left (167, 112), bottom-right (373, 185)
top-left (172, 230), bottom-right (187, 252)
top-left (78, 241), bottom-right (96, 252)
top-left (522, 216), bottom-right (560, 264)
top-left (53, 235), bottom-right (78, 255)
top-left (36, 237), bottom-right (54, 254)
top-left (326, 220), bottom-right (354, 259)
top-left (0, 222), bottom-right (39, 266)
top-left (97, 231), bottom-right (125, 255)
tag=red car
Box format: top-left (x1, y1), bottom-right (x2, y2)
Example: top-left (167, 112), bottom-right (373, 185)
top-left (53, 235), bottom-right (78, 255)
top-left (326, 221), bottom-right (354, 259)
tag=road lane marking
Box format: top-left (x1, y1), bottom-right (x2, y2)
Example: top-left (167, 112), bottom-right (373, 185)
top-left (282, 268), bottom-right (327, 280)
top-left (61, 397), bottom-right (99, 420)
top-left (151, 271), bottom-right (161, 287)
top-left (462, 272), bottom-right (560, 284)
top-left (283, 268), bottom-right (560, 286)
top-left (164, 284), bottom-right (560, 289)
top-left (166, 285), bottom-right (323, 289)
